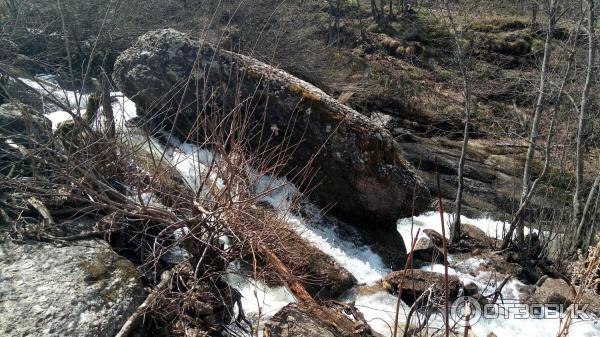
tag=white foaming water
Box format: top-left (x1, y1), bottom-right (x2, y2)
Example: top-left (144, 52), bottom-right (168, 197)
top-left (19, 75), bottom-right (89, 114)
top-left (170, 144), bottom-right (600, 337)
top-left (287, 214), bottom-right (389, 283)
top-left (169, 144), bottom-right (224, 193)
top-left (254, 175), bottom-right (390, 284)
top-left (397, 212), bottom-right (510, 250)
top-left (408, 213), bottom-right (600, 337)
top-left (351, 290), bottom-right (409, 337)
top-left (225, 270), bottom-right (296, 321)
top-left (397, 211), bottom-right (557, 252)
top-left (19, 75), bottom-right (136, 130)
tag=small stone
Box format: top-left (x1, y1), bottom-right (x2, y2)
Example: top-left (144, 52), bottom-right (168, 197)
top-left (464, 283), bottom-right (479, 296)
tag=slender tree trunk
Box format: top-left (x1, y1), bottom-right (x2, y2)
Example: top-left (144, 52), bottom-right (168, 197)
top-left (576, 157), bottom-right (600, 250)
top-left (584, 192), bottom-right (600, 248)
top-left (516, 0), bottom-right (557, 245)
top-left (573, 0), bottom-right (596, 229)
top-left (501, 5), bottom-right (583, 250)
top-left (371, 0), bottom-right (380, 21)
top-left (451, 82), bottom-right (470, 245)
top-left (502, 0), bottom-right (558, 248)
top-left (443, 0), bottom-right (472, 246)
top-left (531, 1), bottom-right (539, 31)
top-left (101, 71), bottom-right (115, 139)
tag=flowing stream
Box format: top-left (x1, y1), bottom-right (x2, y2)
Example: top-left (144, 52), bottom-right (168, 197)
top-left (167, 134), bottom-right (600, 337)
top-left (22, 75), bottom-right (600, 337)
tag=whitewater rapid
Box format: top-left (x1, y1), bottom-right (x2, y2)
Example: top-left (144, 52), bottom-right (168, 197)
top-left (139, 136), bottom-right (600, 337)
top-left (24, 75), bottom-right (600, 337)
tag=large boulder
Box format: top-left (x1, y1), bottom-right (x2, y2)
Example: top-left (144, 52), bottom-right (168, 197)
top-left (113, 29), bottom-right (431, 226)
top-left (422, 229), bottom-right (447, 248)
top-left (0, 239), bottom-right (144, 337)
top-left (461, 223), bottom-right (497, 249)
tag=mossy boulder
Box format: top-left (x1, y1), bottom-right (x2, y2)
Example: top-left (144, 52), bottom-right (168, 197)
top-left (113, 29), bottom-right (431, 227)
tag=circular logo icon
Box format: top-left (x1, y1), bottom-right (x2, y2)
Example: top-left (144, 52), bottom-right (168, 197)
top-left (451, 296), bottom-right (482, 327)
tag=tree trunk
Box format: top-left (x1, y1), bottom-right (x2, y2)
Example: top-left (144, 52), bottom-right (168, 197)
top-left (576, 159), bottom-right (600, 250)
top-left (573, 0), bottom-right (596, 230)
top-left (443, 0), bottom-right (472, 246)
top-left (451, 83), bottom-right (470, 245)
top-left (530, 1), bottom-right (539, 31)
top-left (501, 4), bottom-right (582, 249)
top-left (101, 71), bottom-right (115, 139)
top-left (584, 192), bottom-right (600, 249)
top-left (371, 0), bottom-right (380, 21)
top-left (501, 0), bottom-right (557, 249)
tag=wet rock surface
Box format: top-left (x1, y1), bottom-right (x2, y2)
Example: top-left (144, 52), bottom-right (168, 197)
top-left (383, 269), bottom-right (461, 304)
top-left (460, 223), bottom-right (498, 249)
top-left (412, 236), bottom-right (445, 266)
top-left (0, 239), bottom-right (144, 337)
top-left (0, 103), bottom-right (52, 176)
top-left (0, 102), bottom-right (51, 139)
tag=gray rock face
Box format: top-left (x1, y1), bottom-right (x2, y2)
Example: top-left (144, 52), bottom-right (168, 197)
top-left (113, 29), bottom-right (431, 226)
top-left (0, 240), bottom-right (144, 337)
top-left (412, 236), bottom-right (445, 266)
